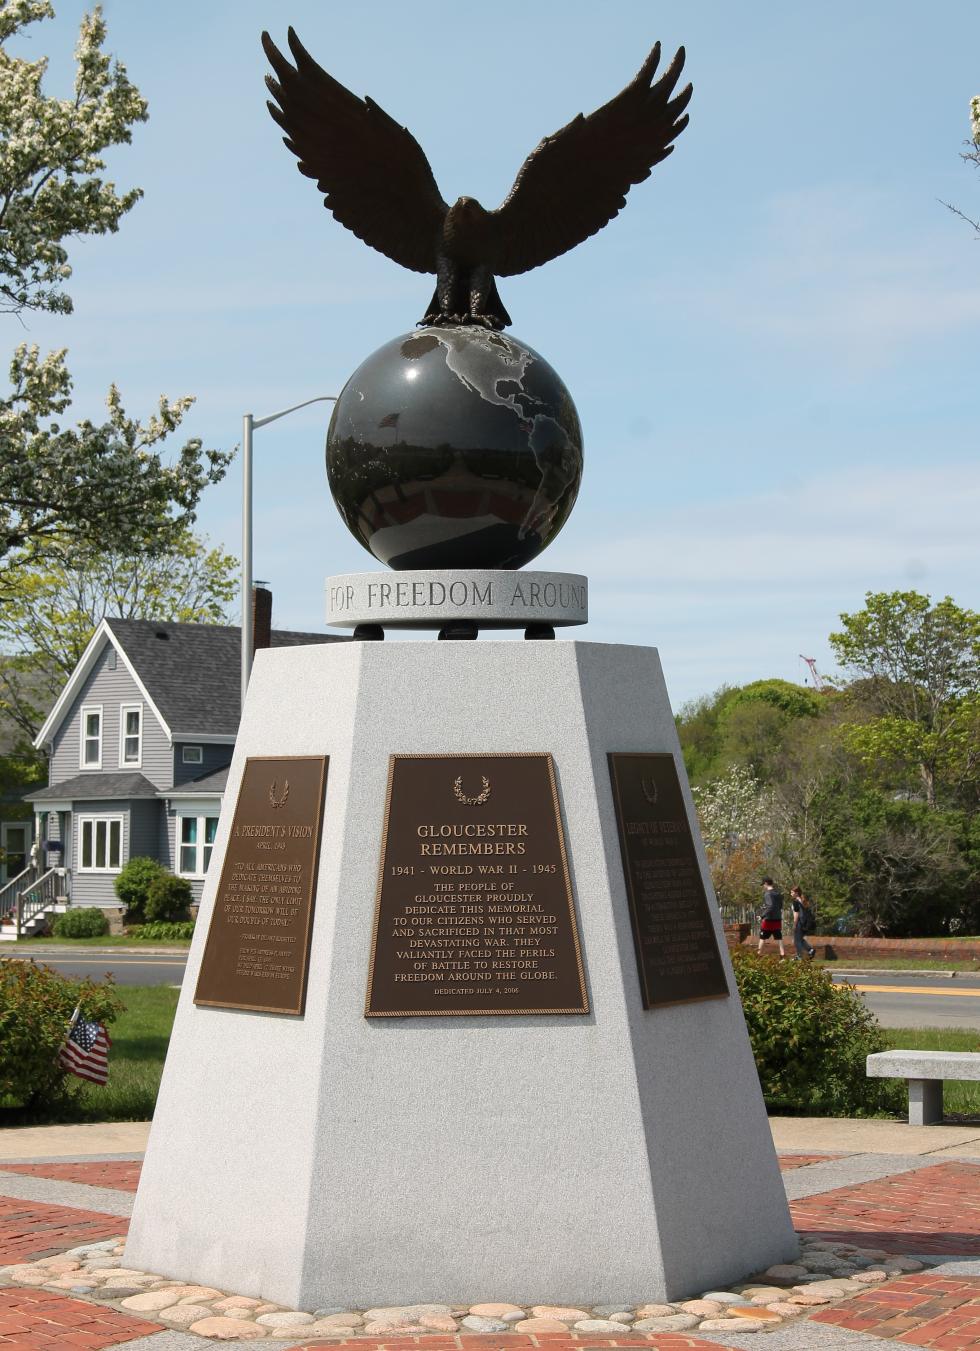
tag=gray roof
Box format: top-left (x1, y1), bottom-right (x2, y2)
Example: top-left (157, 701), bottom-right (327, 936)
top-left (105, 619), bottom-right (342, 738)
top-left (27, 771), bottom-right (158, 802)
top-left (162, 765), bottom-right (230, 797)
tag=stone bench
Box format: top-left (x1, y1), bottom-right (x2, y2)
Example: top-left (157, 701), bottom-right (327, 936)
top-left (866, 1049), bottom-right (980, 1125)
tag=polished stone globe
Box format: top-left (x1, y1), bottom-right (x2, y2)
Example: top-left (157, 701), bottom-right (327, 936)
top-left (326, 327), bottom-right (583, 570)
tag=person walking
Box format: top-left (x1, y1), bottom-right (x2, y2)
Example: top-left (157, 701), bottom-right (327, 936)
top-left (757, 877), bottom-right (785, 958)
top-left (790, 885), bottom-right (817, 960)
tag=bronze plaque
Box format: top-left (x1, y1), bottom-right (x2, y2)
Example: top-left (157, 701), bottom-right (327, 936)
top-left (366, 753), bottom-right (588, 1017)
top-left (608, 752), bottom-right (729, 1009)
top-left (194, 755), bottom-right (328, 1016)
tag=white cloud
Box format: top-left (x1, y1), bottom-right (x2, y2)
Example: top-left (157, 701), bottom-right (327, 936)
top-left (664, 186), bottom-right (980, 372)
top-left (544, 461), bottom-right (980, 703)
top-left (570, 463), bottom-right (979, 589)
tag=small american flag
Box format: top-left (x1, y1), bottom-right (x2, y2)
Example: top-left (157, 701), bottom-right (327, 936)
top-left (59, 1007), bottom-right (111, 1085)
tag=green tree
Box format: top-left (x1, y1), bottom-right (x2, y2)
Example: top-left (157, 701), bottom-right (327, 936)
top-left (818, 789), bottom-right (972, 937)
top-left (830, 591), bottom-right (980, 807)
top-left (675, 686), bottom-right (730, 784)
top-left (677, 679), bottom-right (820, 786)
top-left (0, 2), bottom-right (231, 580)
top-left (0, 529), bottom-right (238, 740)
top-left (676, 597), bottom-right (980, 937)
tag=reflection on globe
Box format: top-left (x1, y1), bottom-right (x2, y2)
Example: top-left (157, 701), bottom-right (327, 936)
top-left (326, 327), bottom-right (583, 571)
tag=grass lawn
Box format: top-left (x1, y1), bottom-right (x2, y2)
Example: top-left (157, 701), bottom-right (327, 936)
top-left (5, 982), bottom-right (979, 1127)
top-left (883, 1026), bottom-right (980, 1118)
top-left (4, 935), bottom-right (192, 948)
top-left (818, 956), bottom-right (980, 972)
top-left (1, 984), bottom-right (178, 1126)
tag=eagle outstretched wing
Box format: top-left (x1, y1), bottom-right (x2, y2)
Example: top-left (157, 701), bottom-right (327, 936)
top-left (262, 28), bottom-right (448, 275)
top-left (488, 44), bottom-right (691, 278)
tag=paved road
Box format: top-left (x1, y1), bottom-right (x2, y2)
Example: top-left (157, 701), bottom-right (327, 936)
top-left (6, 950), bottom-right (980, 1027)
top-left (2, 949), bottom-right (185, 987)
top-left (832, 971), bottom-right (980, 1031)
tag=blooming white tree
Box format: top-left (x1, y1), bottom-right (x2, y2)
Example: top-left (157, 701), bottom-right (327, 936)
top-left (943, 94), bottom-right (980, 236)
top-left (693, 764), bottom-right (771, 849)
top-left (0, 1), bottom-right (146, 315)
top-left (0, 3), bottom-right (230, 586)
top-left (692, 766), bottom-right (775, 907)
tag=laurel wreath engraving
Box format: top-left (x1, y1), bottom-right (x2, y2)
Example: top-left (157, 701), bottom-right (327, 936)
top-left (641, 776), bottom-right (658, 805)
top-left (453, 775), bottom-right (491, 806)
top-left (269, 779), bottom-right (290, 809)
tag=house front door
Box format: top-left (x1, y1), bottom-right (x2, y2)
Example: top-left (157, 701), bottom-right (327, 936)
top-left (1, 824), bottom-right (28, 883)
top-left (59, 811), bottom-right (71, 899)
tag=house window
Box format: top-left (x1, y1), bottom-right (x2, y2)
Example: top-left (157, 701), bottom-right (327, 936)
top-left (79, 816), bottom-right (123, 872)
top-left (119, 704), bottom-right (142, 767)
top-left (182, 745), bottom-right (203, 765)
top-left (80, 706), bottom-right (102, 769)
top-left (178, 814), bottom-right (219, 877)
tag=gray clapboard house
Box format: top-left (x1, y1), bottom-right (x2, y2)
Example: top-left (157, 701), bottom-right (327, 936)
top-left (0, 597), bottom-right (339, 937)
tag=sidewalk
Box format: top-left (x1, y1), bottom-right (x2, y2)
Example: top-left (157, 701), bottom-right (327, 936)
top-left (1, 1119), bottom-right (979, 1350)
top-left (4, 1116), bottom-right (980, 1163)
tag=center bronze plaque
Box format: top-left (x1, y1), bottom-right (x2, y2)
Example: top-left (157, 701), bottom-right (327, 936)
top-left (366, 753), bottom-right (588, 1016)
top-left (608, 752), bottom-right (729, 1009)
top-left (194, 755), bottom-right (328, 1016)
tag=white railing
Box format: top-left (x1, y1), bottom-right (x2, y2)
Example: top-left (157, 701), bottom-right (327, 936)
top-left (0, 863), bottom-right (39, 927)
top-left (15, 868), bottom-right (60, 936)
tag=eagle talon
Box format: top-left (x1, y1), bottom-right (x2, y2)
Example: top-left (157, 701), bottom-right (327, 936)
top-left (419, 312), bottom-right (478, 328)
top-left (468, 313), bottom-right (504, 331)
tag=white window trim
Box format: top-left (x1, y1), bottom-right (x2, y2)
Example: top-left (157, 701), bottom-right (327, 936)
top-left (79, 704), bottom-right (103, 770)
top-left (78, 814), bottom-right (124, 874)
top-left (176, 811), bottom-right (220, 879)
top-left (118, 702), bottom-right (144, 769)
top-left (182, 745), bottom-right (203, 765)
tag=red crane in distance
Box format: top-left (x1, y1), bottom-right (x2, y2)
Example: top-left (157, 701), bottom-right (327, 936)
top-left (799, 655), bottom-right (824, 691)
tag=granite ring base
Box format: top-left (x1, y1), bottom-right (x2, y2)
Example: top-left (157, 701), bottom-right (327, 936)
top-left (326, 569), bottom-right (588, 630)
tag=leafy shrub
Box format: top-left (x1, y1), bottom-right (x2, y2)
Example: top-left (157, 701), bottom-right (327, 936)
top-left (0, 960), bottom-right (122, 1112)
top-left (129, 920), bottom-right (195, 941)
top-left (52, 907), bottom-right (109, 938)
top-left (144, 872), bottom-right (192, 923)
top-left (731, 949), bottom-right (901, 1116)
top-left (114, 856), bottom-right (165, 923)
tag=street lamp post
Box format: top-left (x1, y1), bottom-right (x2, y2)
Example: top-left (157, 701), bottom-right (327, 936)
top-left (241, 396), bottom-right (337, 709)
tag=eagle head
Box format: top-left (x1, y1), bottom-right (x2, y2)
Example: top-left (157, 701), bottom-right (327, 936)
top-left (443, 196), bottom-right (491, 261)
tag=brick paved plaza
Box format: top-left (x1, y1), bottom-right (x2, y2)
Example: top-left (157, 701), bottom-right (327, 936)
top-left (1, 1151), bottom-right (980, 1349)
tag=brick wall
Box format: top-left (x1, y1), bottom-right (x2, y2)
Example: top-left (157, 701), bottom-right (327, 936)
top-left (725, 927), bottom-right (980, 960)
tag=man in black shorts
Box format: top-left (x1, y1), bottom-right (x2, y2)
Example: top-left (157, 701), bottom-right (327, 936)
top-left (757, 877), bottom-right (785, 958)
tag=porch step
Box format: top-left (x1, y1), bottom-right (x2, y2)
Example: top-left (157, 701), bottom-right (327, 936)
top-left (0, 900), bottom-right (66, 940)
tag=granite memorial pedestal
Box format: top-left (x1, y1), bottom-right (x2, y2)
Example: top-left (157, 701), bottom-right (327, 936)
top-left (126, 633), bottom-right (797, 1309)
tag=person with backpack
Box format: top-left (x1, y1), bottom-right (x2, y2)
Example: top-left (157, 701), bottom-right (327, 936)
top-left (790, 885), bottom-right (817, 960)
top-left (757, 878), bottom-right (785, 958)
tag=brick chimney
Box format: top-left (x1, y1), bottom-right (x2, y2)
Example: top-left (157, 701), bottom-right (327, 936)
top-left (252, 584), bottom-right (272, 656)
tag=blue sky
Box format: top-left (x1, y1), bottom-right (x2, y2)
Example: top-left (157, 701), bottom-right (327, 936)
top-left (11, 1), bottom-right (980, 707)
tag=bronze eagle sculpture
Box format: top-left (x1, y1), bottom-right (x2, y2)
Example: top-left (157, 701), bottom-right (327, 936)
top-left (262, 30), bottom-right (691, 330)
